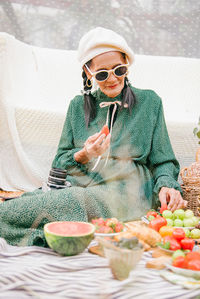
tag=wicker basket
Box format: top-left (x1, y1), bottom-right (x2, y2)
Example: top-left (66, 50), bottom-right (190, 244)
top-left (181, 185), bottom-right (200, 216)
top-left (180, 149), bottom-right (200, 216)
top-left (180, 168), bottom-right (200, 187)
top-left (180, 148), bottom-right (200, 186)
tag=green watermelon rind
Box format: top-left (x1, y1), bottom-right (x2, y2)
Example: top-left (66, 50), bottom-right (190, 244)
top-left (44, 221), bottom-right (95, 256)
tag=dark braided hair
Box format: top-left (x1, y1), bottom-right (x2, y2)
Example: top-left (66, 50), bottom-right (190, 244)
top-left (82, 60), bottom-right (96, 128)
top-left (82, 54), bottom-right (136, 127)
top-left (120, 53), bottom-right (136, 113)
top-left (121, 77), bottom-right (136, 114)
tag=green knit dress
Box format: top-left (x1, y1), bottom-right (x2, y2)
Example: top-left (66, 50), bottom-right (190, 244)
top-left (0, 86), bottom-right (182, 247)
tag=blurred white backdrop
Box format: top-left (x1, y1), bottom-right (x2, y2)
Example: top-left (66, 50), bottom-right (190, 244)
top-left (0, 0), bottom-right (199, 58)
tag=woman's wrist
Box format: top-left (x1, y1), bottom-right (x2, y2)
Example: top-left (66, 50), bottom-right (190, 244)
top-left (74, 147), bottom-right (90, 164)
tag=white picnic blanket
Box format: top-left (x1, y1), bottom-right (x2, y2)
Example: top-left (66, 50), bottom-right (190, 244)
top-left (0, 238), bottom-right (200, 299)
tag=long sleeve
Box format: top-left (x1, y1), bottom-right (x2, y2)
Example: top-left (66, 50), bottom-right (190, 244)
top-left (51, 100), bottom-right (86, 171)
top-left (147, 100), bottom-right (182, 198)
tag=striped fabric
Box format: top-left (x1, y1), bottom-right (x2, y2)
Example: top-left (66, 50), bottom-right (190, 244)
top-left (0, 238), bottom-right (200, 299)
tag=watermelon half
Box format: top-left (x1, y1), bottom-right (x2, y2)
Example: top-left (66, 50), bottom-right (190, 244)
top-left (44, 221), bottom-right (95, 256)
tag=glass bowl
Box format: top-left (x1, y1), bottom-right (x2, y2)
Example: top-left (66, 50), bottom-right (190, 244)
top-left (97, 237), bottom-right (144, 280)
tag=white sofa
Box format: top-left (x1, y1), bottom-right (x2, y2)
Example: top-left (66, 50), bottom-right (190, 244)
top-left (0, 32), bottom-right (199, 191)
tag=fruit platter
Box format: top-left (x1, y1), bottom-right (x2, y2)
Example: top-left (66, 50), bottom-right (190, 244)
top-left (140, 207), bottom-right (200, 256)
top-left (143, 208), bottom-right (200, 239)
top-left (91, 217), bottom-right (125, 236)
top-left (166, 251), bottom-right (200, 279)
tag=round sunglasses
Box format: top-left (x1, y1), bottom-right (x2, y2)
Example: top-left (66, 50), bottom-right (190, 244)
top-left (85, 63), bottom-right (129, 82)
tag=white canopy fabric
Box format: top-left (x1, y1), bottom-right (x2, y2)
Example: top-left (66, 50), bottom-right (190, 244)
top-left (0, 33), bottom-right (82, 191)
top-left (0, 32), bottom-right (199, 191)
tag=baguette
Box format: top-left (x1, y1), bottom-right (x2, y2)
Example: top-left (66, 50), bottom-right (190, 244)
top-left (146, 256), bottom-right (171, 270)
top-left (124, 222), bottom-right (161, 247)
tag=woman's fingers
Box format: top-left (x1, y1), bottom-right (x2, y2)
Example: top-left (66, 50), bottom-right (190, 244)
top-left (91, 134), bottom-right (110, 155)
top-left (167, 189), bottom-right (185, 212)
top-left (158, 187), bottom-right (168, 206)
top-left (93, 133), bottom-right (107, 146)
top-left (169, 197), bottom-right (179, 212)
top-left (159, 187), bottom-right (186, 213)
top-left (167, 192), bottom-right (178, 211)
top-left (176, 198), bottom-right (187, 210)
top-left (84, 132), bottom-right (102, 155)
top-left (100, 133), bottom-right (111, 149)
top-left (86, 132), bottom-right (101, 143)
top-left (84, 133), bottom-right (111, 158)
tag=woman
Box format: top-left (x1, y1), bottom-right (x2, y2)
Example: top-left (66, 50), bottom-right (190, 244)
top-left (0, 27), bottom-right (186, 247)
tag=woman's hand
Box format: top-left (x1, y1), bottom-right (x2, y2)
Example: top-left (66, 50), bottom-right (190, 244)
top-left (84, 132), bottom-right (111, 159)
top-left (74, 132), bottom-right (111, 164)
top-left (159, 187), bottom-right (187, 212)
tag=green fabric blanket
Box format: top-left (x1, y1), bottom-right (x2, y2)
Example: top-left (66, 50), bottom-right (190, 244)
top-left (0, 86), bottom-right (181, 246)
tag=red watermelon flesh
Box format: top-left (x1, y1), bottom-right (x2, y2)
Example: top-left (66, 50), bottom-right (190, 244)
top-left (44, 221), bottom-right (95, 256)
top-left (46, 221), bottom-right (94, 236)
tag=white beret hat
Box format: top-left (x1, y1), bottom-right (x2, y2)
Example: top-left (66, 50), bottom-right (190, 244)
top-left (77, 27), bottom-right (134, 67)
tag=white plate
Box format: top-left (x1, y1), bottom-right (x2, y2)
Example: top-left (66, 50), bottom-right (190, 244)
top-left (158, 246), bottom-right (197, 254)
top-left (95, 232), bottom-right (121, 237)
top-left (158, 246), bottom-right (174, 254)
top-left (174, 226), bottom-right (195, 229)
top-left (95, 227), bottom-right (126, 237)
top-left (166, 262), bottom-right (200, 280)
